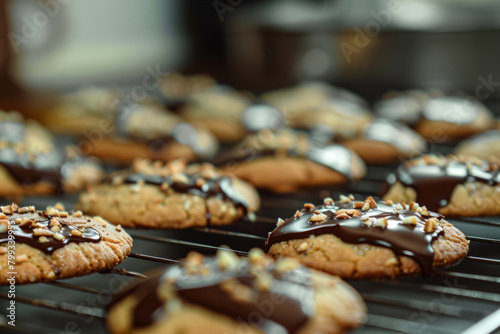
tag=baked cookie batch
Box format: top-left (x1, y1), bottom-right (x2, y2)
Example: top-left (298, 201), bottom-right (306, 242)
top-left (4, 74), bottom-right (500, 333)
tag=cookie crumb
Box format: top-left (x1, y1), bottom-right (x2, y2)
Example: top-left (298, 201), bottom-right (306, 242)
top-left (16, 254), bottom-right (28, 263)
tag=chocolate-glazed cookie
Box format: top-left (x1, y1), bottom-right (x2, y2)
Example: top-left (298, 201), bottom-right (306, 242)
top-left (80, 101), bottom-right (219, 165)
top-left (266, 195), bottom-right (469, 279)
top-left (106, 249), bottom-right (366, 334)
top-left (214, 129), bottom-right (366, 193)
top-left (0, 203), bottom-right (132, 284)
top-left (383, 154), bottom-right (500, 216)
top-left (0, 110), bottom-right (103, 199)
top-left (341, 119), bottom-right (425, 164)
top-left (75, 159), bottom-right (260, 229)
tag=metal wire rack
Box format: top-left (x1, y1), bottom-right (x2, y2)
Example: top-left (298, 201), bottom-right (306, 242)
top-left (1, 159), bottom-right (499, 334)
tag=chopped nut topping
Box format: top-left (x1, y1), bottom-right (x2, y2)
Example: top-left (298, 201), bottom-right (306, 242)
top-left (54, 203), bottom-right (65, 211)
top-left (294, 210), bottom-right (303, 218)
top-left (1, 205), bottom-right (13, 215)
top-left (310, 213), bottom-right (328, 222)
top-left (402, 216), bottom-right (418, 225)
top-left (417, 206), bottom-right (430, 217)
top-left (38, 236), bottom-right (49, 243)
top-left (33, 228), bottom-right (54, 237)
top-left (374, 218), bottom-right (388, 227)
top-left (394, 203), bottom-right (403, 211)
top-left (248, 248), bottom-right (267, 266)
top-left (361, 202), bottom-right (370, 212)
top-left (353, 201), bottom-right (365, 209)
top-left (71, 229), bottom-right (83, 237)
top-left (365, 196), bottom-right (377, 209)
top-left (17, 206), bottom-right (31, 214)
top-left (59, 211), bottom-right (69, 218)
top-left (276, 218), bottom-right (285, 227)
top-left (385, 258), bottom-right (398, 266)
top-left (115, 224), bottom-right (122, 232)
top-left (93, 216), bottom-right (108, 227)
top-left (0, 220), bottom-right (8, 233)
top-left (0, 213), bottom-right (7, 219)
top-left (339, 194), bottom-right (351, 204)
top-left (72, 211), bottom-right (83, 218)
top-left (401, 202), bottom-right (407, 210)
top-left (53, 232), bottom-right (65, 241)
top-left (323, 197), bottom-right (334, 205)
top-left (28, 206), bottom-right (35, 213)
top-left (49, 217), bottom-right (61, 227)
top-left (45, 207), bottom-right (60, 217)
top-left (385, 199), bottom-right (393, 206)
top-left (409, 201), bottom-right (419, 211)
top-left (313, 210), bottom-right (321, 214)
top-left (303, 203), bottom-right (315, 211)
top-left (425, 218), bottom-right (440, 233)
top-left (335, 212), bottom-right (349, 220)
top-left (50, 226), bottom-right (61, 232)
top-left (216, 249), bottom-right (239, 270)
top-left (362, 218), bottom-right (373, 227)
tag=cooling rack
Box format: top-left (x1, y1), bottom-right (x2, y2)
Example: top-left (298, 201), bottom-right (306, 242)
top-left (0, 159), bottom-right (499, 334)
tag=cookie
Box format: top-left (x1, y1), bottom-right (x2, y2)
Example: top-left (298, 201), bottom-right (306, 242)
top-left (80, 102), bottom-right (219, 165)
top-left (382, 154), bottom-right (500, 216)
top-left (375, 92), bottom-right (495, 142)
top-left (455, 130), bottom-right (500, 160)
top-left (39, 86), bottom-right (119, 134)
top-left (266, 195), bottom-right (469, 279)
top-left (0, 203), bottom-right (132, 285)
top-left (0, 110), bottom-right (103, 199)
top-left (214, 129), bottom-right (366, 193)
top-left (180, 85), bottom-right (253, 143)
top-left (261, 81), bottom-right (368, 121)
top-left (160, 72), bottom-right (216, 102)
top-left (341, 119), bottom-right (425, 164)
top-left (106, 249), bottom-right (366, 334)
top-left (291, 99), bottom-right (373, 139)
top-left (75, 159), bottom-right (260, 229)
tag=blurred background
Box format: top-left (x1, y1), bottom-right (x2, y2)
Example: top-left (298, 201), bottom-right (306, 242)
top-left (2, 0), bottom-right (500, 114)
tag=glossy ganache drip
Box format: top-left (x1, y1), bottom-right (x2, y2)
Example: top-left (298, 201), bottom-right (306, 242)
top-left (0, 208), bottom-right (101, 255)
top-left (110, 256), bottom-right (315, 333)
top-left (121, 172), bottom-right (249, 214)
top-left (266, 199), bottom-right (445, 275)
top-left (386, 157), bottom-right (499, 211)
top-left (213, 130), bottom-right (356, 181)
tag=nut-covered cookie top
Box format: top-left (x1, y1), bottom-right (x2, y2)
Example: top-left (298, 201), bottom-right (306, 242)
top-left (214, 129), bottom-right (360, 180)
top-left (266, 195), bottom-right (450, 275)
top-left (385, 154), bottom-right (499, 211)
top-left (0, 203), bottom-right (101, 255)
top-left (109, 249), bottom-right (317, 332)
top-left (109, 159), bottom-right (251, 214)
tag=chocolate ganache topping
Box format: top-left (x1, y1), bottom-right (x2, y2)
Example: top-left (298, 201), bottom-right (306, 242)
top-left (0, 203), bottom-right (101, 255)
top-left (109, 250), bottom-right (315, 333)
top-left (266, 196), bottom-right (445, 275)
top-left (385, 155), bottom-right (500, 211)
top-left (110, 159), bottom-right (250, 217)
top-left (213, 129), bottom-right (359, 181)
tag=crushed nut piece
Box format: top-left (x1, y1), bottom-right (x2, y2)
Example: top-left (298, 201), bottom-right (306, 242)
top-left (0, 220), bottom-right (8, 233)
top-left (303, 203), bottom-right (315, 211)
top-left (115, 224), bottom-right (122, 232)
top-left (362, 218), bottom-right (373, 226)
top-left (16, 254), bottom-right (28, 263)
top-left (38, 236), bottom-right (49, 243)
top-left (216, 249), bottom-right (239, 270)
top-left (353, 201), bottom-right (364, 209)
top-left (310, 213), bottom-right (328, 222)
top-left (33, 228), bottom-right (54, 237)
top-left (72, 211), bottom-right (83, 218)
top-left (374, 218), bottom-right (388, 227)
top-left (409, 201), bottom-right (419, 211)
top-left (401, 202), bottom-right (407, 209)
top-left (335, 212), bottom-right (349, 220)
top-left (361, 202), bottom-right (370, 212)
top-left (323, 197), bottom-right (334, 205)
top-left (254, 273), bottom-right (272, 291)
top-left (402, 216), bottom-right (418, 225)
top-left (248, 248), bottom-right (267, 266)
top-left (50, 226), bottom-right (61, 232)
top-left (425, 218), bottom-right (440, 233)
top-left (417, 206), bottom-right (430, 217)
top-left (54, 203), bottom-right (65, 211)
top-left (53, 232), bottom-right (65, 241)
top-left (385, 199), bottom-right (393, 206)
top-left (385, 258), bottom-right (398, 266)
top-left (365, 196), bottom-right (377, 208)
top-left (294, 210), bottom-right (303, 218)
top-left (17, 206), bottom-right (31, 214)
top-left (59, 211), bottom-right (69, 218)
top-left (339, 194), bottom-right (351, 204)
top-left (0, 213), bottom-right (7, 219)
top-left (276, 218), bottom-right (285, 227)
top-left (71, 229), bottom-right (82, 237)
top-left (45, 207), bottom-right (60, 217)
top-left (297, 242), bottom-right (308, 252)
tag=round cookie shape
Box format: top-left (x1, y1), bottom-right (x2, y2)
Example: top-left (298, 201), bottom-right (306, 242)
top-left (455, 130), bottom-right (500, 160)
top-left (106, 249), bottom-right (366, 334)
top-left (0, 203), bottom-right (132, 284)
top-left (266, 196), bottom-right (469, 279)
top-left (0, 110), bottom-right (103, 198)
top-left (75, 159), bottom-right (260, 229)
top-left (383, 154), bottom-right (500, 216)
top-left (214, 129), bottom-right (366, 193)
top-left (81, 102), bottom-right (219, 165)
top-left (341, 119), bottom-right (425, 164)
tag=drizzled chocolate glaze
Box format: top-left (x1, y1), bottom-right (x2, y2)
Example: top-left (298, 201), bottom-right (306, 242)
top-left (266, 200), bottom-right (444, 275)
top-left (0, 211), bottom-right (101, 255)
top-left (213, 131), bottom-right (357, 181)
top-left (386, 157), bottom-right (500, 211)
top-left (109, 256), bottom-right (315, 332)
top-left (116, 172), bottom-right (249, 218)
